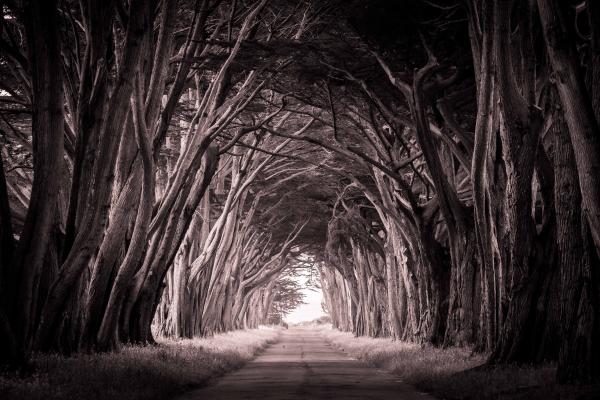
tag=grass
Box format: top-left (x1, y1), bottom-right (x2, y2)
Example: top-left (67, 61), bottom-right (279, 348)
top-left (0, 327), bottom-right (280, 400)
top-left (319, 327), bottom-right (600, 400)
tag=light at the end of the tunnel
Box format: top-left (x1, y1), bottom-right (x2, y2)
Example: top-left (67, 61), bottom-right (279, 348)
top-left (285, 286), bottom-right (325, 324)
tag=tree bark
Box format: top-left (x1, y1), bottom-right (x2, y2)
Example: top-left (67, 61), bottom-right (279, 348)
top-left (489, 0), bottom-right (543, 363)
top-left (553, 108), bottom-right (600, 383)
top-left (538, 0), bottom-right (600, 259)
top-left (7, 0), bottom-right (65, 361)
top-left (96, 82), bottom-right (156, 351)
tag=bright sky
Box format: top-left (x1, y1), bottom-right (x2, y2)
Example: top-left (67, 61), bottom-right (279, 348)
top-left (283, 255), bottom-right (327, 324)
top-left (285, 285), bottom-right (325, 324)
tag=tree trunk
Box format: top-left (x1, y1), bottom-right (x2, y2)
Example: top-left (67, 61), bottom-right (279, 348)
top-left (8, 0), bottom-right (65, 362)
top-left (538, 0), bottom-right (600, 259)
top-left (96, 83), bottom-right (156, 351)
top-left (489, 0), bottom-right (543, 363)
top-left (553, 108), bottom-right (600, 383)
top-left (35, 0), bottom-right (153, 351)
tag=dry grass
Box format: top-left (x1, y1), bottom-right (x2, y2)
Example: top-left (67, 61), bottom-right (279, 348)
top-left (0, 327), bottom-right (280, 400)
top-left (320, 327), bottom-right (600, 400)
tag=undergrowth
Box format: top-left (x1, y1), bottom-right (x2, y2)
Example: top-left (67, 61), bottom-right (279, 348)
top-left (320, 327), bottom-right (600, 400)
top-left (0, 327), bottom-right (280, 400)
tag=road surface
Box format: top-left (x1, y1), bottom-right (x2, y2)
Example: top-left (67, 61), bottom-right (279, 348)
top-left (177, 328), bottom-right (436, 400)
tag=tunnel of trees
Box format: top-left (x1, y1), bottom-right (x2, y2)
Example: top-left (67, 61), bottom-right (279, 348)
top-left (1, 0), bottom-right (599, 385)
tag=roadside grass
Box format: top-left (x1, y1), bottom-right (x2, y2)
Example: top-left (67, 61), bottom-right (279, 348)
top-left (320, 327), bottom-right (600, 400)
top-left (0, 327), bottom-right (280, 400)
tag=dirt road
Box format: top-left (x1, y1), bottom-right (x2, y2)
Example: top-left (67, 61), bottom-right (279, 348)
top-left (177, 328), bottom-right (435, 400)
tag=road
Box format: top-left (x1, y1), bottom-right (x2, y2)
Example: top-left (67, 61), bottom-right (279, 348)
top-left (177, 328), bottom-right (436, 400)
